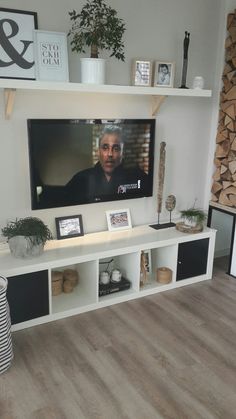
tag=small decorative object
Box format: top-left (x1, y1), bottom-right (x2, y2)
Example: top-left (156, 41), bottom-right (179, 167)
top-left (192, 76), bottom-right (204, 89)
top-left (106, 208), bottom-right (132, 231)
top-left (55, 215), bottom-right (84, 240)
top-left (157, 142), bottom-right (166, 223)
top-left (99, 271), bottom-right (110, 285)
top-left (165, 195), bottom-right (176, 226)
top-left (63, 269), bottom-right (79, 287)
top-left (153, 61), bottom-right (175, 87)
top-left (0, 8), bottom-right (38, 80)
top-left (51, 271), bottom-right (63, 296)
top-left (33, 30), bottom-right (69, 82)
top-left (156, 267), bottom-right (172, 284)
top-left (180, 31), bottom-right (190, 88)
top-left (140, 249), bottom-right (152, 287)
top-left (132, 59), bottom-right (152, 86)
top-left (99, 258), bottom-right (113, 284)
top-left (111, 269), bottom-right (122, 283)
top-left (63, 280), bottom-right (74, 294)
top-left (150, 142), bottom-right (174, 230)
top-left (1, 217), bottom-right (52, 258)
top-left (176, 206), bottom-right (206, 233)
top-left (68, 0), bottom-right (126, 84)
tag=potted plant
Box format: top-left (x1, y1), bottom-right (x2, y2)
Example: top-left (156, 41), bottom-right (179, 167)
top-left (180, 207), bottom-right (207, 229)
top-left (68, 0), bottom-right (126, 84)
top-left (1, 217), bottom-right (53, 258)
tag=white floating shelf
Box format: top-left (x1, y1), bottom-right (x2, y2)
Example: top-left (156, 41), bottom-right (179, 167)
top-left (0, 79), bottom-right (212, 119)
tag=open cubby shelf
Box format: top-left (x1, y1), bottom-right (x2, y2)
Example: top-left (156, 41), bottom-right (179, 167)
top-left (2, 224), bottom-right (216, 331)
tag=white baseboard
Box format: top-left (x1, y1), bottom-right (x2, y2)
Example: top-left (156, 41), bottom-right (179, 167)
top-left (214, 248), bottom-right (230, 258)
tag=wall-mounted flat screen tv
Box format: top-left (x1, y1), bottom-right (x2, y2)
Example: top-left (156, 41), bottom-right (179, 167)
top-left (27, 119), bottom-right (155, 210)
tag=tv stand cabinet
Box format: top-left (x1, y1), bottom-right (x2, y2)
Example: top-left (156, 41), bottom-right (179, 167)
top-left (1, 224), bottom-right (216, 331)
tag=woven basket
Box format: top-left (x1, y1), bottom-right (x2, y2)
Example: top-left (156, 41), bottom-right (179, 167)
top-left (156, 267), bottom-right (172, 284)
top-left (51, 271), bottom-right (63, 296)
top-left (63, 269), bottom-right (79, 287)
top-left (63, 280), bottom-right (74, 294)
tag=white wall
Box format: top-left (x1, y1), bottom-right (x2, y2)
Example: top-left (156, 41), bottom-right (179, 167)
top-left (0, 0), bottom-right (222, 237)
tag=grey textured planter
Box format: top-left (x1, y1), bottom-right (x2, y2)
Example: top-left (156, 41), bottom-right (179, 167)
top-left (0, 276), bottom-right (13, 374)
top-left (8, 236), bottom-right (44, 258)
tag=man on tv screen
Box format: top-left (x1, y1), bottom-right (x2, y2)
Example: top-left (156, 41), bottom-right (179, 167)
top-left (66, 125), bottom-right (149, 203)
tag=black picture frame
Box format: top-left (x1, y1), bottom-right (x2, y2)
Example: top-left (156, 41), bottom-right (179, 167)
top-left (55, 215), bottom-right (84, 240)
top-left (0, 7), bottom-right (38, 80)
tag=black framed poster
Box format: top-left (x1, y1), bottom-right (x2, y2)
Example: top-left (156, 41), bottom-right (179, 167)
top-left (0, 8), bottom-right (38, 80)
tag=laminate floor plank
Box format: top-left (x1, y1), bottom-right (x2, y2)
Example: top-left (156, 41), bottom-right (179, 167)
top-left (1, 260), bottom-right (236, 418)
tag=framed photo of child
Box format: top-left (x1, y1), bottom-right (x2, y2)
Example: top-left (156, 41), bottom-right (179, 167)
top-left (154, 61), bottom-right (175, 88)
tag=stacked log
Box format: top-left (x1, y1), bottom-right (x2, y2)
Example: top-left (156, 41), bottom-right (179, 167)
top-left (212, 9), bottom-right (236, 207)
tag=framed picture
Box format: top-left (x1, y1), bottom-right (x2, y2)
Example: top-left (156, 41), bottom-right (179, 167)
top-left (33, 30), bottom-right (69, 82)
top-left (55, 215), bottom-right (84, 240)
top-left (106, 209), bottom-right (132, 232)
top-left (132, 59), bottom-right (152, 86)
top-left (0, 8), bottom-right (38, 80)
top-left (141, 250), bottom-right (152, 274)
top-left (154, 61), bottom-right (175, 87)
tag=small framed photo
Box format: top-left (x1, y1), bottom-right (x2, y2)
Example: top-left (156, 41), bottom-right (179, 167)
top-left (132, 59), bottom-right (152, 86)
top-left (33, 30), bottom-right (69, 82)
top-left (154, 61), bottom-right (175, 87)
top-left (0, 8), bottom-right (38, 80)
top-left (55, 215), bottom-right (84, 240)
top-left (141, 250), bottom-right (152, 274)
top-left (106, 209), bottom-right (132, 232)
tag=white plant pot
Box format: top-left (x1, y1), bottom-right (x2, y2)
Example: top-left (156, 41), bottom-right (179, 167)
top-left (80, 58), bottom-right (105, 84)
top-left (8, 236), bottom-right (44, 258)
top-left (182, 217), bottom-right (197, 227)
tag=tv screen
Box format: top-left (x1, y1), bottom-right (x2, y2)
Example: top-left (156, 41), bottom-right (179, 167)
top-left (27, 119), bottom-right (155, 210)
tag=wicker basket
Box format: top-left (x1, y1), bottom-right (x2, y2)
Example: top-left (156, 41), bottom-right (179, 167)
top-left (63, 279), bottom-right (74, 294)
top-left (63, 269), bottom-right (79, 287)
top-left (156, 267), bottom-right (172, 284)
top-left (51, 271), bottom-right (63, 296)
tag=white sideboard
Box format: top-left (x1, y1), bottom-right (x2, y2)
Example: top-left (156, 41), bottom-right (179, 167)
top-left (0, 224), bottom-right (216, 332)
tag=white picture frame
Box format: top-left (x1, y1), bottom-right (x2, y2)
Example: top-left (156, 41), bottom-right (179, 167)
top-left (0, 8), bottom-right (38, 80)
top-left (106, 209), bottom-right (132, 232)
top-left (154, 61), bottom-right (175, 87)
top-left (33, 30), bottom-right (69, 82)
top-left (132, 59), bottom-right (152, 86)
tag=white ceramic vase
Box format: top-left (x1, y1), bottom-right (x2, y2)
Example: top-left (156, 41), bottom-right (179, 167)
top-left (182, 217), bottom-right (197, 227)
top-left (80, 58), bottom-right (105, 84)
top-left (8, 236), bottom-right (44, 258)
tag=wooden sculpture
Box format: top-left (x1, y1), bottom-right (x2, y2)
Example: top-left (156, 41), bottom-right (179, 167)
top-left (157, 141), bottom-right (166, 224)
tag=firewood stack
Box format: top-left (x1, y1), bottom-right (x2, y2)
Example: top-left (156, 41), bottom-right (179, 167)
top-left (212, 10), bottom-right (236, 207)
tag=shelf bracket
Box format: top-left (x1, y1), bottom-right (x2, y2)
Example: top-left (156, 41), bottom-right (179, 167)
top-left (151, 95), bottom-right (166, 116)
top-left (4, 88), bottom-right (16, 119)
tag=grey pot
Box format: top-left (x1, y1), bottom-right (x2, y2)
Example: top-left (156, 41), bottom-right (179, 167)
top-left (8, 236), bottom-right (44, 258)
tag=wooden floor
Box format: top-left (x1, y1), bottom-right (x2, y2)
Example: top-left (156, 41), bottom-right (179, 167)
top-left (1, 259), bottom-right (236, 419)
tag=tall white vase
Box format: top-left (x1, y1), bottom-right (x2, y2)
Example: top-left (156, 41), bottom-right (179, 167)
top-left (80, 58), bottom-right (105, 84)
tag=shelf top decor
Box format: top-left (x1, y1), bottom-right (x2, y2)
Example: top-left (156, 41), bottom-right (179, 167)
top-left (68, 0), bottom-right (126, 61)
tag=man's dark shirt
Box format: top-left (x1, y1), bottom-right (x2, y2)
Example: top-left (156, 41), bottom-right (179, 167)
top-left (66, 162), bottom-right (150, 204)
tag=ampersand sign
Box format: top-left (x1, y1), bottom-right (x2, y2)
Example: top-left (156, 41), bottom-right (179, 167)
top-left (0, 19), bottom-right (34, 68)
top-left (0, 8), bottom-right (37, 79)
